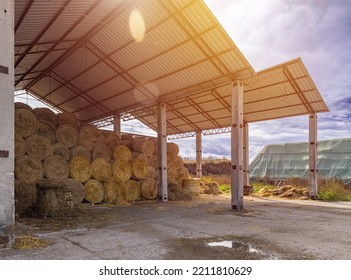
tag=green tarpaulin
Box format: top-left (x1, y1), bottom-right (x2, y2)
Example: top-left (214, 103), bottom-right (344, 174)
top-left (249, 138), bottom-right (351, 184)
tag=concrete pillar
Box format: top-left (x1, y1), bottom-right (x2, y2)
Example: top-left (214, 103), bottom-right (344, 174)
top-left (113, 115), bottom-right (121, 138)
top-left (195, 131), bottom-right (202, 178)
top-left (157, 103), bottom-right (168, 202)
top-left (0, 1), bottom-right (15, 247)
top-left (309, 114), bottom-right (318, 199)
top-left (243, 122), bottom-right (249, 186)
top-left (231, 81), bottom-right (244, 211)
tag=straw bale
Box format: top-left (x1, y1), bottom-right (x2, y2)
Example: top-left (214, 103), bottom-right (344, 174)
top-left (15, 102), bottom-right (32, 111)
top-left (57, 111), bottom-right (79, 127)
top-left (92, 143), bottom-right (112, 161)
top-left (113, 145), bottom-right (132, 161)
top-left (103, 178), bottom-right (117, 204)
top-left (37, 120), bottom-right (56, 144)
top-left (91, 158), bottom-right (112, 182)
top-left (168, 181), bottom-right (194, 201)
top-left (121, 133), bottom-right (134, 141)
top-left (131, 157), bottom-right (149, 180)
top-left (69, 155), bottom-right (91, 183)
top-left (56, 124), bottom-right (78, 148)
top-left (167, 142), bottom-right (179, 157)
top-left (15, 180), bottom-right (37, 215)
top-left (114, 178), bottom-right (126, 201)
top-left (120, 140), bottom-right (133, 150)
top-left (15, 155), bottom-right (44, 184)
top-left (78, 125), bottom-right (100, 151)
top-left (70, 145), bottom-right (91, 160)
top-left (140, 178), bottom-right (157, 200)
top-left (84, 179), bottom-right (104, 204)
top-left (33, 107), bottom-right (57, 127)
top-left (124, 180), bottom-right (141, 202)
top-left (132, 152), bottom-right (148, 161)
top-left (15, 134), bottom-right (26, 157)
top-left (112, 159), bottom-right (132, 182)
top-left (44, 155), bottom-right (69, 181)
top-left (104, 133), bottom-right (120, 151)
top-left (98, 133), bottom-right (107, 144)
top-left (147, 166), bottom-right (157, 179)
top-left (148, 154), bottom-right (157, 168)
top-left (53, 142), bottom-right (70, 161)
top-left (182, 178), bottom-right (201, 196)
top-left (167, 166), bottom-right (178, 178)
top-left (62, 178), bottom-right (85, 206)
top-left (168, 176), bottom-right (178, 187)
top-left (132, 138), bottom-right (155, 156)
top-left (25, 134), bottom-right (53, 161)
top-left (15, 108), bottom-right (38, 138)
top-left (178, 167), bottom-right (190, 179)
top-left (174, 156), bottom-right (184, 169)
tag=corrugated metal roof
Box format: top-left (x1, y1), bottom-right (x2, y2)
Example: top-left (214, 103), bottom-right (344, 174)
top-left (15, 0), bottom-right (327, 136)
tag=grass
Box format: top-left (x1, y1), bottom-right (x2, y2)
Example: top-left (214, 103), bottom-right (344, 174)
top-left (251, 182), bottom-right (275, 193)
top-left (317, 182), bottom-right (351, 201)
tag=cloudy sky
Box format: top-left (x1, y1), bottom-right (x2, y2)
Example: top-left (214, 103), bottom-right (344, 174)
top-left (173, 0), bottom-right (351, 162)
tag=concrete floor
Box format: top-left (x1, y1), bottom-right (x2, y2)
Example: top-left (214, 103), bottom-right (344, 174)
top-left (0, 195), bottom-right (350, 260)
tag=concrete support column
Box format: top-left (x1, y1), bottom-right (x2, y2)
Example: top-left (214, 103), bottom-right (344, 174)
top-left (231, 81), bottom-right (244, 211)
top-left (243, 122), bottom-right (249, 186)
top-left (195, 131), bottom-right (202, 178)
top-left (157, 103), bottom-right (168, 202)
top-left (0, 1), bottom-right (15, 247)
top-left (113, 114), bottom-right (121, 138)
top-left (309, 114), bottom-right (318, 199)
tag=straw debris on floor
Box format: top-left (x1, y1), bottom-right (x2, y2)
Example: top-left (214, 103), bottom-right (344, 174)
top-left (13, 236), bottom-right (52, 250)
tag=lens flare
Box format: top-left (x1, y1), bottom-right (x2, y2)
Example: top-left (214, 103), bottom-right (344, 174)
top-left (129, 9), bottom-right (145, 43)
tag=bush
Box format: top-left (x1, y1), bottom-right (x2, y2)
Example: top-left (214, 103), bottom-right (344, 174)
top-left (317, 182), bottom-right (351, 201)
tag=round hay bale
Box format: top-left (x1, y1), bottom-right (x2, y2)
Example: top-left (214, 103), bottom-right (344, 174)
top-left (132, 152), bottom-right (148, 161)
top-left (78, 125), bottom-right (100, 151)
top-left (92, 143), bottom-right (112, 161)
top-left (120, 140), bottom-right (133, 150)
top-left (33, 107), bottom-right (57, 127)
top-left (91, 158), bottom-right (112, 182)
top-left (112, 159), bottom-right (132, 182)
top-left (44, 155), bottom-right (69, 181)
top-left (15, 134), bottom-right (26, 157)
top-left (103, 178), bottom-right (117, 204)
top-left (98, 133), bottom-right (107, 145)
top-left (15, 109), bottom-right (38, 138)
top-left (113, 145), bottom-right (132, 161)
top-left (84, 179), bottom-right (104, 204)
top-left (120, 133), bottom-right (134, 141)
top-left (132, 157), bottom-right (149, 180)
top-left (53, 142), bottom-right (70, 161)
top-left (168, 176), bottom-right (179, 187)
top-left (182, 178), bottom-right (201, 196)
top-left (167, 166), bottom-right (178, 178)
top-left (167, 142), bottom-right (179, 157)
top-left (69, 155), bottom-right (91, 183)
top-left (178, 167), bottom-right (190, 179)
top-left (62, 178), bottom-right (85, 206)
top-left (147, 166), bottom-right (157, 179)
top-left (140, 178), bottom-right (157, 200)
top-left (70, 145), bottom-right (91, 160)
top-left (56, 124), bottom-right (78, 148)
top-left (148, 154), bottom-right (157, 168)
top-left (124, 180), bottom-right (141, 202)
top-left (15, 102), bottom-right (32, 111)
top-left (15, 180), bottom-right (37, 215)
top-left (174, 156), bottom-right (184, 169)
top-left (104, 133), bottom-right (120, 151)
top-left (37, 120), bottom-right (56, 144)
top-left (132, 138), bottom-right (155, 156)
top-left (57, 111), bottom-right (79, 127)
top-left (114, 178), bottom-right (126, 201)
top-left (25, 134), bottom-right (53, 161)
top-left (15, 155), bottom-right (44, 184)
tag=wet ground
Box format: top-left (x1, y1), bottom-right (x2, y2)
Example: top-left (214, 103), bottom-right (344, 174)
top-left (0, 195), bottom-right (350, 259)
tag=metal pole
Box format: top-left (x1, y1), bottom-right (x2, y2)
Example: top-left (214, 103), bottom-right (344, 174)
top-left (157, 102), bottom-right (168, 202)
top-left (243, 122), bottom-right (249, 186)
top-left (113, 114), bottom-right (121, 138)
top-left (309, 114), bottom-right (318, 199)
top-left (196, 131), bottom-right (202, 178)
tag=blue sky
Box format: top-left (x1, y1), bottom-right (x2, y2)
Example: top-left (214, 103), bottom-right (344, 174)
top-left (172, 0), bottom-right (351, 161)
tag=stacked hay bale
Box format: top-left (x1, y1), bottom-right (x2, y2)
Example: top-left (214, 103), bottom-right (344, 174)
top-left (14, 103), bottom-right (193, 213)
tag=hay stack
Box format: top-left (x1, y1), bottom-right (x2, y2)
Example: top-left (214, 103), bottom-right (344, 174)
top-left (33, 107), bottom-right (57, 127)
top-left (140, 178), bottom-right (157, 200)
top-left (131, 157), bottom-right (149, 180)
top-left (112, 159), bottom-right (132, 182)
top-left (132, 152), bottom-right (148, 161)
top-left (148, 154), bottom-right (157, 168)
top-left (15, 102), bottom-right (32, 111)
top-left (147, 166), bottom-right (157, 179)
top-left (167, 142), bottom-right (179, 157)
top-left (182, 178), bottom-right (201, 196)
top-left (57, 111), bottom-right (79, 127)
top-left (178, 167), bottom-right (190, 179)
top-left (25, 134), bottom-right (53, 161)
top-left (37, 120), bottom-right (56, 144)
top-left (114, 179), bottom-right (126, 202)
top-left (120, 140), bottom-right (133, 150)
top-left (113, 145), bottom-right (132, 161)
top-left (91, 158), bottom-right (112, 182)
top-left (15, 155), bottom-right (44, 184)
top-left (92, 143), bottom-right (112, 161)
top-left (44, 155), bottom-right (69, 181)
top-left (103, 178), bottom-right (116, 204)
top-left (15, 180), bottom-right (37, 215)
top-left (69, 155), bottom-right (91, 183)
top-left (168, 179), bottom-right (194, 201)
top-left (53, 142), bottom-right (70, 161)
top-left (84, 179), bottom-right (104, 204)
top-left (167, 166), bottom-right (178, 178)
top-left (124, 180), bottom-right (141, 202)
top-left (78, 125), bottom-right (100, 151)
top-left (62, 178), bottom-right (85, 206)
top-left (174, 156), bottom-right (184, 169)
top-left (104, 133), bottom-right (120, 151)
top-left (56, 124), bottom-right (78, 148)
top-left (15, 134), bottom-right (26, 157)
top-left (132, 138), bottom-right (155, 156)
top-left (70, 145), bottom-right (91, 160)
top-left (15, 109), bottom-right (38, 138)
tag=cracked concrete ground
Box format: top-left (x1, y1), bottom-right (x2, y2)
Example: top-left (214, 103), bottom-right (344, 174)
top-left (0, 195), bottom-right (350, 260)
